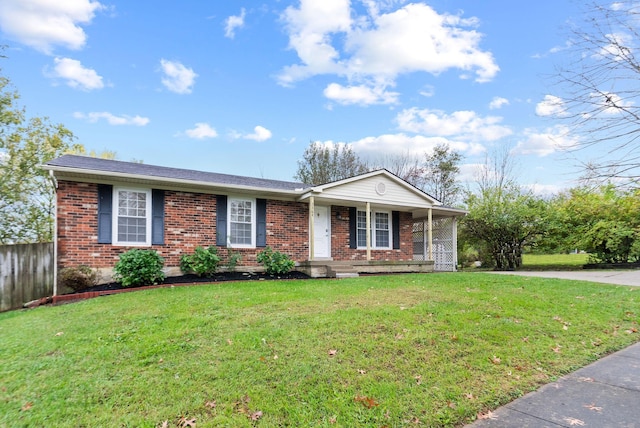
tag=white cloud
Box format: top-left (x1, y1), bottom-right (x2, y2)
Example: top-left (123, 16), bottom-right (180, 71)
top-left (224, 8), bottom-right (246, 39)
top-left (185, 123), bottom-right (218, 139)
top-left (0, 0), bottom-right (104, 54)
top-left (278, 1), bottom-right (498, 91)
top-left (536, 95), bottom-right (567, 117)
top-left (49, 57), bottom-right (104, 90)
top-left (159, 59), bottom-right (197, 94)
top-left (396, 108), bottom-right (512, 142)
top-left (73, 111), bottom-right (149, 126)
top-left (323, 82), bottom-right (399, 105)
top-left (512, 126), bottom-right (578, 157)
top-left (244, 125), bottom-right (272, 142)
top-left (346, 133), bottom-right (485, 157)
top-left (489, 96), bottom-right (509, 110)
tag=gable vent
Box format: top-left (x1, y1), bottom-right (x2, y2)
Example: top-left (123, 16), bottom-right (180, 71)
top-left (375, 182), bottom-right (387, 195)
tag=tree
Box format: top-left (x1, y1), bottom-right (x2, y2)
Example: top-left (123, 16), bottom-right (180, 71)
top-left (0, 72), bottom-right (77, 243)
top-left (294, 141), bottom-right (368, 184)
top-left (549, 0), bottom-right (640, 185)
top-left (461, 150), bottom-right (548, 270)
top-left (422, 144), bottom-right (462, 206)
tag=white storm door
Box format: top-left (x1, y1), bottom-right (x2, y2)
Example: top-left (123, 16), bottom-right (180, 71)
top-left (313, 206), bottom-right (331, 258)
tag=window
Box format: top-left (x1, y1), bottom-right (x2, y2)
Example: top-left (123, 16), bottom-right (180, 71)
top-left (356, 209), bottom-right (392, 249)
top-left (228, 198), bottom-right (255, 247)
top-left (113, 188), bottom-right (151, 245)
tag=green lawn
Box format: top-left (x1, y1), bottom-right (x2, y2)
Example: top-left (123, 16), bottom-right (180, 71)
top-left (1, 273), bottom-right (638, 427)
top-left (521, 253), bottom-right (589, 270)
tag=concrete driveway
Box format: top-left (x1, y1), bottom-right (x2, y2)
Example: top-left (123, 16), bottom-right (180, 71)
top-left (490, 269), bottom-right (640, 287)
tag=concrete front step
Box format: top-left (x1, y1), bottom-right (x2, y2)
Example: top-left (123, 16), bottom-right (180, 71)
top-left (335, 272), bottom-right (360, 278)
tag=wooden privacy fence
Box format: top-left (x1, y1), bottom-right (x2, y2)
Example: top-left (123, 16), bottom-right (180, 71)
top-left (0, 243), bottom-right (54, 312)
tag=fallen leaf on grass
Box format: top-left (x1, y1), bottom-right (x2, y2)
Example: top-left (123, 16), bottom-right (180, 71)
top-left (205, 400), bottom-right (216, 409)
top-left (328, 349), bottom-right (337, 356)
top-left (357, 369), bottom-right (366, 375)
top-left (250, 411), bottom-right (263, 421)
top-left (552, 345), bottom-right (562, 353)
top-left (55, 332), bottom-right (64, 336)
top-left (159, 421), bottom-right (169, 428)
top-left (563, 417), bottom-right (585, 426)
top-left (465, 393), bottom-right (475, 400)
top-left (178, 417), bottom-right (196, 427)
top-left (489, 355), bottom-right (501, 364)
top-left (625, 327), bottom-right (638, 334)
top-left (354, 395), bottom-right (379, 408)
top-left (414, 375), bottom-right (422, 385)
top-left (226, 339), bottom-right (233, 345)
top-left (21, 402), bottom-right (33, 411)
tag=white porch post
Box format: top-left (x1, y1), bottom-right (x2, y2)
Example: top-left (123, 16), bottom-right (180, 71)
top-left (427, 208), bottom-right (433, 261)
top-left (452, 216), bottom-right (458, 271)
top-left (366, 202), bottom-right (371, 261)
top-left (309, 196), bottom-right (315, 261)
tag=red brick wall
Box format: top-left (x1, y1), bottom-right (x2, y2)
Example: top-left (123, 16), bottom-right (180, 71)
top-left (56, 182), bottom-right (414, 272)
top-left (330, 206), bottom-right (413, 261)
top-left (56, 181), bottom-right (310, 271)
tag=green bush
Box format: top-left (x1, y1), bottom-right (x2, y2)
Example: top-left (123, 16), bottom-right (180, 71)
top-left (113, 249), bottom-right (165, 287)
top-left (256, 246), bottom-right (295, 275)
top-left (225, 249), bottom-right (242, 272)
top-left (59, 265), bottom-right (99, 292)
top-left (180, 246), bottom-right (220, 276)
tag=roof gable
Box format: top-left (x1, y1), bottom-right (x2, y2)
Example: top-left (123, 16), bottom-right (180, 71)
top-left (300, 169), bottom-right (441, 208)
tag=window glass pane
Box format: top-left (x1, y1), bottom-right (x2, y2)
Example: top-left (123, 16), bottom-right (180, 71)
top-left (357, 211), bottom-right (367, 247)
top-left (229, 199), bottom-right (253, 245)
top-left (375, 212), bottom-right (390, 247)
top-left (116, 190), bottom-right (148, 243)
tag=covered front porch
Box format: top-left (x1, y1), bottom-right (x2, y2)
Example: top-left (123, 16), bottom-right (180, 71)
top-left (295, 170), bottom-right (466, 278)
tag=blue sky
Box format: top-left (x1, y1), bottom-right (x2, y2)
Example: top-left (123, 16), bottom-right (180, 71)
top-left (0, 0), bottom-right (598, 193)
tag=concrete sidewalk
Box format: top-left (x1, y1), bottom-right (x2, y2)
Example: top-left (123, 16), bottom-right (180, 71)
top-left (467, 342), bottom-right (640, 427)
top-left (467, 270), bottom-right (640, 427)
top-left (489, 269), bottom-right (640, 287)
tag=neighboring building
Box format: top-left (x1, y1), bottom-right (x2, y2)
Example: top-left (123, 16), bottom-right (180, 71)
top-left (43, 155), bottom-right (465, 292)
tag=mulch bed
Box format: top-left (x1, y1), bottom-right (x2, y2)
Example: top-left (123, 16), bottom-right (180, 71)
top-left (77, 271), bottom-right (311, 294)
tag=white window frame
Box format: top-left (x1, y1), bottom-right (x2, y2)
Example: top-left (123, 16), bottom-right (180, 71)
top-left (356, 209), bottom-right (392, 250)
top-left (227, 197), bottom-right (256, 248)
top-left (112, 187), bottom-right (152, 246)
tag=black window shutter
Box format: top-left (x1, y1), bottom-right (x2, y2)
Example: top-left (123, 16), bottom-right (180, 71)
top-left (151, 190), bottom-right (165, 245)
top-left (256, 198), bottom-right (267, 247)
top-left (392, 211), bottom-right (400, 249)
top-left (349, 207), bottom-right (357, 249)
top-left (97, 184), bottom-right (113, 244)
top-left (216, 195), bottom-right (228, 246)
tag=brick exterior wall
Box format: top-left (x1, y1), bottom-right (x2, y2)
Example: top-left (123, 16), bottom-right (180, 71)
top-left (56, 181), bottom-right (414, 273)
top-left (330, 206), bottom-right (413, 261)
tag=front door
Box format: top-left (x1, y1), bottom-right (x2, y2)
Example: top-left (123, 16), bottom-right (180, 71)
top-left (313, 205), bottom-right (331, 258)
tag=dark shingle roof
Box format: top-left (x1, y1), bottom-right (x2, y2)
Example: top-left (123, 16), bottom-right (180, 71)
top-left (45, 155), bottom-right (309, 192)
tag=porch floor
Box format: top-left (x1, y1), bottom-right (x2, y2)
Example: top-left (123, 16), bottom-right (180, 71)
top-left (297, 260), bottom-right (435, 278)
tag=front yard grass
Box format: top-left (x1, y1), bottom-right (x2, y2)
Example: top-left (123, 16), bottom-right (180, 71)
top-left (521, 253), bottom-right (589, 270)
top-left (1, 273), bottom-right (638, 427)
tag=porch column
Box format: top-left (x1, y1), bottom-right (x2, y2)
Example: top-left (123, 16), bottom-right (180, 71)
top-left (309, 196), bottom-right (315, 260)
top-left (452, 217), bottom-right (458, 271)
top-left (427, 208), bottom-right (433, 261)
top-left (366, 202), bottom-right (371, 261)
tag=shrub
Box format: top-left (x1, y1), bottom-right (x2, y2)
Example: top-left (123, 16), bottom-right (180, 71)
top-left (180, 246), bottom-right (220, 276)
top-left (59, 265), bottom-right (99, 292)
top-left (113, 249), bottom-right (165, 287)
top-left (256, 246), bottom-right (295, 275)
top-left (225, 249), bottom-right (242, 272)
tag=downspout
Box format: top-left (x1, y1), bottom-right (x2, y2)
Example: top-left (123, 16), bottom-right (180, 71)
top-left (309, 196), bottom-right (315, 261)
top-left (50, 170), bottom-right (58, 297)
top-left (366, 202), bottom-right (371, 261)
